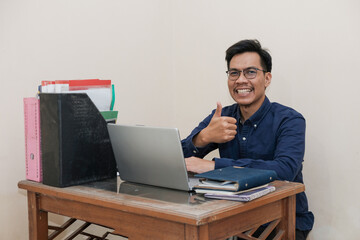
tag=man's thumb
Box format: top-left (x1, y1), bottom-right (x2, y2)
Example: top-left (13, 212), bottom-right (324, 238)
top-left (213, 102), bottom-right (222, 118)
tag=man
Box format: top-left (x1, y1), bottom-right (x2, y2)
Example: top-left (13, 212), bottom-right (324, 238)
top-left (181, 39), bottom-right (314, 239)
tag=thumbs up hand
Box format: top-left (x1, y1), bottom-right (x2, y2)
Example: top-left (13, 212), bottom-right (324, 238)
top-left (213, 101), bottom-right (223, 118)
top-left (193, 102), bottom-right (237, 147)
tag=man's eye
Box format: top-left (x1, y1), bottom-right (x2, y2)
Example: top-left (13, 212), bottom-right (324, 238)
top-left (246, 70), bottom-right (256, 74)
top-left (229, 71), bottom-right (239, 76)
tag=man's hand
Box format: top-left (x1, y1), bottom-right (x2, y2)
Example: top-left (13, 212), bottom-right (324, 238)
top-left (185, 157), bottom-right (215, 173)
top-left (193, 102), bottom-right (237, 147)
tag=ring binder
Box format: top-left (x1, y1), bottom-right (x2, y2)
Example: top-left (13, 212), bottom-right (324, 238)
top-left (23, 97), bottom-right (42, 182)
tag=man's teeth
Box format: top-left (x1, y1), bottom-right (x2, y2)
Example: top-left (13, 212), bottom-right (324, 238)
top-left (237, 89), bottom-right (251, 93)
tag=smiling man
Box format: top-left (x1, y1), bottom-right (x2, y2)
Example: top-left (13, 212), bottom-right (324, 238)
top-left (181, 39), bottom-right (314, 239)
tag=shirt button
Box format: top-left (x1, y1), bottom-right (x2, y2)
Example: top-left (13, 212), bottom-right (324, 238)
top-left (242, 137), bottom-right (246, 141)
top-left (193, 150), bottom-right (197, 153)
top-left (254, 124), bottom-right (257, 128)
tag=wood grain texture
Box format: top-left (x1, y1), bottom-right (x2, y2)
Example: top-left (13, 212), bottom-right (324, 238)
top-left (18, 180), bottom-right (303, 240)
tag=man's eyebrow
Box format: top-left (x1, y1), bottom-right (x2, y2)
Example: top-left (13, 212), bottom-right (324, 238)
top-left (228, 66), bottom-right (258, 71)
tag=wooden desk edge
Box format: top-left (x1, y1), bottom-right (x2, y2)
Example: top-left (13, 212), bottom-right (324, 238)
top-left (18, 180), bottom-right (304, 226)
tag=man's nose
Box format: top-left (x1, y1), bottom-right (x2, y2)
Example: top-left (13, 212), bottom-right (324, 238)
top-left (235, 72), bottom-right (248, 83)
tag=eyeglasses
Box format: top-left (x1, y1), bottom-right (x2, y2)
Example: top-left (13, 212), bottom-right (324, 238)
top-left (226, 67), bottom-right (266, 81)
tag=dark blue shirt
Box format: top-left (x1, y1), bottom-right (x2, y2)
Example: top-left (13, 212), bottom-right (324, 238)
top-left (181, 96), bottom-right (314, 231)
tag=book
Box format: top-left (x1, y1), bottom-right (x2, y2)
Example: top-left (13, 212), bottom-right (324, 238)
top-left (204, 185), bottom-right (276, 202)
top-left (23, 98), bottom-right (42, 182)
top-left (194, 166), bottom-right (277, 191)
top-left (67, 79), bottom-right (112, 111)
top-left (41, 79), bottom-right (113, 112)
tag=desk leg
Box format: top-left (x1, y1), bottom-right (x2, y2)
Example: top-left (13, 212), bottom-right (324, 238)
top-left (279, 195), bottom-right (296, 240)
top-left (185, 224), bottom-right (209, 240)
top-left (27, 191), bottom-right (48, 240)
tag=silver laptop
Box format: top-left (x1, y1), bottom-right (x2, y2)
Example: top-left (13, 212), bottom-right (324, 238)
top-left (107, 124), bottom-right (200, 191)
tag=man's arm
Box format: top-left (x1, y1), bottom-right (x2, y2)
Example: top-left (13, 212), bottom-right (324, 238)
top-left (181, 102), bottom-right (237, 158)
top-left (213, 116), bottom-right (306, 182)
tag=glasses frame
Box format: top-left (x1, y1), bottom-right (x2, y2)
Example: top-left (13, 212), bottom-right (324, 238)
top-left (226, 67), bottom-right (266, 81)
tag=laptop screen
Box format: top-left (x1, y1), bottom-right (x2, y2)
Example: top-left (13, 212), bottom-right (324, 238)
top-left (107, 124), bottom-right (196, 191)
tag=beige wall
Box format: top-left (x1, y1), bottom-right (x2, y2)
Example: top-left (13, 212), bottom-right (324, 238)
top-left (1, 0), bottom-right (359, 239)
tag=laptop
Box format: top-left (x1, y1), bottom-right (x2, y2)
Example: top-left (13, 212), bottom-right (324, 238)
top-left (107, 124), bottom-right (200, 191)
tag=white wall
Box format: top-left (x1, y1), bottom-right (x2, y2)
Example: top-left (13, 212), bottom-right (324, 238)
top-left (1, 0), bottom-right (359, 239)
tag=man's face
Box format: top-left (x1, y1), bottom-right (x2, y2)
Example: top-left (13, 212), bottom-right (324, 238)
top-left (227, 52), bottom-right (272, 109)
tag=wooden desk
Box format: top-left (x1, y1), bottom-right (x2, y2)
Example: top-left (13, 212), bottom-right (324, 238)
top-left (18, 179), bottom-right (304, 240)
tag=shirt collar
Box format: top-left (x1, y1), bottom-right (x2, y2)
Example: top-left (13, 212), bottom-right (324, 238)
top-left (237, 96), bottom-right (271, 126)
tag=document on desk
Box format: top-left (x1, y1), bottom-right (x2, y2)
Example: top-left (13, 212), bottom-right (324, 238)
top-left (204, 185), bottom-right (276, 202)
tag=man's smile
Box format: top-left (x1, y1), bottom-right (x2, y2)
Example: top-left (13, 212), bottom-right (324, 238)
top-left (235, 88), bottom-right (253, 94)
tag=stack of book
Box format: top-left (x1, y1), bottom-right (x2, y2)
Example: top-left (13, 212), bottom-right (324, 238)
top-left (193, 166), bottom-right (278, 202)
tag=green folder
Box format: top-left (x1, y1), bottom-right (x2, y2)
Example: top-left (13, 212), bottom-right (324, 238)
top-left (100, 111), bottom-right (118, 124)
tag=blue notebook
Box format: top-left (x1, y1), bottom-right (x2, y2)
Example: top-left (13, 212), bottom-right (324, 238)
top-left (194, 166), bottom-right (278, 191)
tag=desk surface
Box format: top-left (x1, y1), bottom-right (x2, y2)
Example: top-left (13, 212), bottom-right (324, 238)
top-left (18, 178), bottom-right (304, 227)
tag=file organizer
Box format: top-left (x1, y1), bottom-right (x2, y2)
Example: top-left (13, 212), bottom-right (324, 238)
top-left (40, 93), bottom-right (117, 187)
top-left (24, 97), bottom-right (42, 182)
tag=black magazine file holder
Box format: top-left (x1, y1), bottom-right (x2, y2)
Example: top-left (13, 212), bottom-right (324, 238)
top-left (40, 93), bottom-right (117, 187)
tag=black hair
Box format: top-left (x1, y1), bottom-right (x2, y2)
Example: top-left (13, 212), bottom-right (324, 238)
top-left (225, 39), bottom-right (272, 72)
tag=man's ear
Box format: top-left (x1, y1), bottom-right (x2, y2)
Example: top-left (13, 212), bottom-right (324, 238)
top-left (265, 72), bottom-right (272, 88)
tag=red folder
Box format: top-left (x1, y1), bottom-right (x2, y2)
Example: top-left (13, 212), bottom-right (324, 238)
top-left (24, 97), bottom-right (42, 182)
